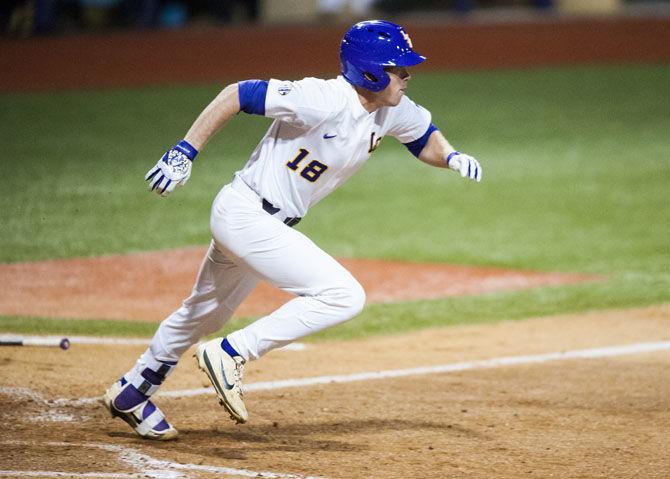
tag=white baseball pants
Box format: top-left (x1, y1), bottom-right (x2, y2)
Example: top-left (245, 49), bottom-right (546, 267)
top-left (146, 176), bottom-right (366, 362)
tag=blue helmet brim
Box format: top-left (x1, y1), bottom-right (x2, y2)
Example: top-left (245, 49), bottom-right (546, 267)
top-left (387, 50), bottom-right (426, 68)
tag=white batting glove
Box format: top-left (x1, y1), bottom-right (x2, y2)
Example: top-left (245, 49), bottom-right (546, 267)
top-left (447, 151), bottom-right (482, 182)
top-left (145, 140), bottom-right (198, 197)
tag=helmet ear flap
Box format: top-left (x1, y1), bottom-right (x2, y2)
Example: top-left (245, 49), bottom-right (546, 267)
top-left (360, 68), bottom-right (390, 92)
top-left (363, 70), bottom-right (391, 92)
top-left (363, 72), bottom-right (378, 83)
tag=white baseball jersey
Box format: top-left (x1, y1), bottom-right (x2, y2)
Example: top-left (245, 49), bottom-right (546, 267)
top-left (143, 76), bottom-right (437, 368)
top-left (237, 76), bottom-right (433, 218)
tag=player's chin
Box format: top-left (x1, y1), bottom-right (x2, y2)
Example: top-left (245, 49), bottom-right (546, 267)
top-left (388, 92), bottom-right (404, 106)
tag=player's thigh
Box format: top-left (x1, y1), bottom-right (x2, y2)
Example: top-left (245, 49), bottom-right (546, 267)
top-left (213, 212), bottom-right (356, 298)
top-left (249, 226), bottom-right (355, 297)
top-left (187, 240), bottom-right (259, 312)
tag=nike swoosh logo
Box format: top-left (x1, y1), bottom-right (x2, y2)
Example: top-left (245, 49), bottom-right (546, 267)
top-left (323, 133), bottom-right (337, 139)
top-left (220, 358), bottom-right (235, 390)
top-left (203, 350), bottom-right (233, 393)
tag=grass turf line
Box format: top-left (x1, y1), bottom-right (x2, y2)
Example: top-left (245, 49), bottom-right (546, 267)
top-left (2, 274), bottom-right (667, 339)
top-left (1, 65), bottom-right (669, 338)
top-left (0, 316), bottom-right (159, 338)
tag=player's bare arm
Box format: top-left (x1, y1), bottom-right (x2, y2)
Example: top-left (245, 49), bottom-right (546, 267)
top-left (184, 83), bottom-right (240, 150)
top-left (419, 129), bottom-right (483, 182)
top-left (144, 83), bottom-right (241, 196)
top-left (418, 129), bottom-right (455, 168)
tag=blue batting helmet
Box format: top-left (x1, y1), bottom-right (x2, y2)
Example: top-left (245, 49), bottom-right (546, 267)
top-left (340, 20), bottom-right (426, 92)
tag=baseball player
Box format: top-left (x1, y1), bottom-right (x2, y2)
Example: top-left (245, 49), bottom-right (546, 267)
top-left (104, 20), bottom-right (482, 440)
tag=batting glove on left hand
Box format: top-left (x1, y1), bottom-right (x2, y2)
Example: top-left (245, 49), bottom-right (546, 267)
top-left (145, 140), bottom-right (198, 197)
top-left (447, 151), bottom-right (482, 182)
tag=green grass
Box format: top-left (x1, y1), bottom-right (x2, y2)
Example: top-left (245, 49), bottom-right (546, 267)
top-left (2, 275), bottom-right (666, 340)
top-left (1, 64), bottom-right (669, 338)
top-left (0, 316), bottom-right (159, 337)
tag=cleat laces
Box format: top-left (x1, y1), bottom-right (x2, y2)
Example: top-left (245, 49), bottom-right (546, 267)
top-left (233, 357), bottom-right (245, 397)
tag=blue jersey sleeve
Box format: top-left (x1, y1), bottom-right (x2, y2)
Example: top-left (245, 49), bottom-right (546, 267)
top-left (238, 80), bottom-right (269, 115)
top-left (403, 123), bottom-right (438, 158)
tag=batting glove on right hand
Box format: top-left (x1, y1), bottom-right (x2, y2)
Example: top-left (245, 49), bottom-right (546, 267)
top-left (145, 140), bottom-right (198, 197)
top-left (447, 151), bottom-right (482, 182)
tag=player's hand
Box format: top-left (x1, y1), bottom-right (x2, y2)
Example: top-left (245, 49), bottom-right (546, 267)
top-left (145, 140), bottom-right (198, 197)
top-left (447, 151), bottom-right (482, 182)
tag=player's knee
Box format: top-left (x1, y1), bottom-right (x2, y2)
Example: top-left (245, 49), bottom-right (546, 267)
top-left (335, 278), bottom-right (366, 321)
top-left (349, 279), bottom-right (367, 316)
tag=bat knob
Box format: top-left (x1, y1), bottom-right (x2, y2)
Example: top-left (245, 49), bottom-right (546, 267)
top-left (60, 338), bottom-right (71, 350)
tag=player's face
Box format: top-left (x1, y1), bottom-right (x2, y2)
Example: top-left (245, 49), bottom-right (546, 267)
top-left (381, 67), bottom-right (411, 106)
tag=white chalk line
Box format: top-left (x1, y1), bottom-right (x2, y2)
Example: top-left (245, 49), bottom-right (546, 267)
top-left (2, 341), bottom-right (668, 479)
top-left (0, 441), bottom-right (324, 479)
top-left (160, 340), bottom-right (670, 398)
top-left (0, 471), bottom-right (132, 478)
top-left (0, 387), bottom-right (81, 422)
top-left (12, 340), bottom-right (665, 408)
top-left (0, 334), bottom-right (306, 351)
top-left (0, 334), bottom-right (150, 347)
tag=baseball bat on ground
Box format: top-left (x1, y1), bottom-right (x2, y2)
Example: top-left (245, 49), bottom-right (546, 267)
top-left (0, 337), bottom-right (70, 350)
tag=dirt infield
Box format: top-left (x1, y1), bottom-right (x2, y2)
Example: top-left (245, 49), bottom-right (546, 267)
top-left (1, 305), bottom-right (668, 478)
top-left (1, 16), bottom-right (669, 91)
top-left (0, 246), bottom-right (598, 322)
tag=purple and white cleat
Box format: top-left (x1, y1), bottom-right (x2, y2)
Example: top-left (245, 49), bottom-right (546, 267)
top-left (103, 378), bottom-right (178, 440)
